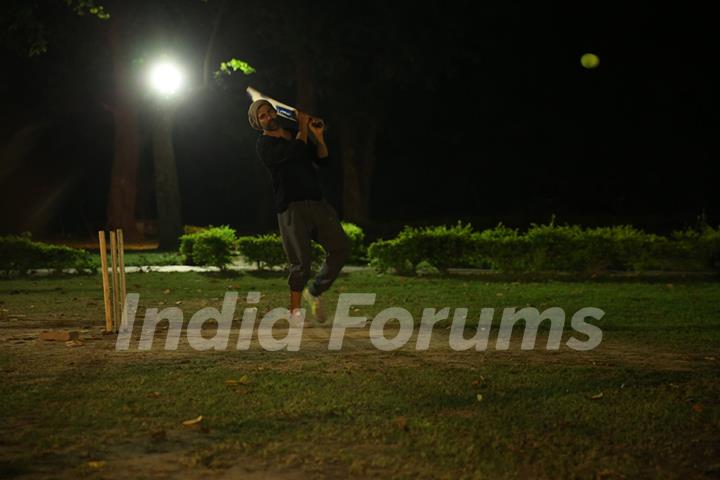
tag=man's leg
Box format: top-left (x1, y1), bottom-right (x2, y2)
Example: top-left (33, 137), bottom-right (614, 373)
top-left (277, 203), bottom-right (314, 312)
top-left (308, 201), bottom-right (351, 296)
top-left (290, 290), bottom-right (302, 313)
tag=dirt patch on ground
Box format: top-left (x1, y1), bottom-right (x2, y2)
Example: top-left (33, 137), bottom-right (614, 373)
top-left (2, 317), bottom-right (718, 480)
top-left (1, 319), bottom-right (718, 378)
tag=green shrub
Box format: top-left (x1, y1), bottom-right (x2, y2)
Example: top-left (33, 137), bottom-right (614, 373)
top-left (179, 235), bottom-right (196, 265)
top-left (367, 238), bottom-right (415, 275)
top-left (404, 222), bottom-right (478, 272)
top-left (474, 223), bottom-right (529, 272)
top-left (236, 234), bottom-right (287, 270)
top-left (585, 225), bottom-right (654, 272)
top-left (522, 223), bottom-right (651, 273)
top-left (0, 234), bottom-right (40, 274)
top-left (236, 234), bottom-right (324, 270)
top-left (0, 233), bottom-right (94, 276)
top-left (699, 226), bottom-right (720, 268)
top-left (664, 226), bottom-right (720, 271)
top-left (43, 244), bottom-right (95, 273)
top-left (179, 226), bottom-right (237, 270)
top-left (524, 222), bottom-right (585, 271)
top-left (415, 260), bottom-right (441, 275)
top-left (366, 220), bottom-right (720, 275)
top-left (179, 225), bottom-right (208, 264)
top-left (341, 222), bottom-right (367, 264)
top-left (368, 222), bottom-right (477, 274)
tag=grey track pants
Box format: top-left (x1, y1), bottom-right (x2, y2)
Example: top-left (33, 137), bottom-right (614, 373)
top-left (277, 200), bottom-right (350, 295)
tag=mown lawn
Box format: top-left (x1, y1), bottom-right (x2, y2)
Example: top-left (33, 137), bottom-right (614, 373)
top-left (1, 270), bottom-right (718, 479)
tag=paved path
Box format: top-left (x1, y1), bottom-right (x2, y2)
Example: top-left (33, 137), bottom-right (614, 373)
top-left (22, 264), bottom-right (372, 276)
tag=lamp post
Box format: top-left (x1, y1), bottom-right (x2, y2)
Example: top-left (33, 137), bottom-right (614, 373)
top-left (148, 60), bottom-right (184, 250)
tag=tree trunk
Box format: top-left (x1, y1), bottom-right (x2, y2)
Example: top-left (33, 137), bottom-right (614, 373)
top-left (359, 120), bottom-right (377, 221)
top-left (107, 103), bottom-right (140, 239)
top-left (339, 116), bottom-right (376, 224)
top-left (106, 15), bottom-right (141, 241)
top-left (294, 59), bottom-right (317, 115)
top-left (152, 107), bottom-right (183, 250)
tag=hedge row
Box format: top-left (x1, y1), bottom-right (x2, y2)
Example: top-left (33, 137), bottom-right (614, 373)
top-left (178, 222), bottom-right (367, 270)
top-left (6, 220), bottom-right (713, 276)
top-left (237, 234), bottom-right (324, 270)
top-left (367, 222), bottom-right (720, 275)
top-left (0, 234), bottom-right (95, 275)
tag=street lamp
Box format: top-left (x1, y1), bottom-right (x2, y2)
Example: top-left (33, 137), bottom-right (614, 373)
top-left (148, 61), bottom-right (184, 97)
top-left (147, 58), bottom-right (185, 249)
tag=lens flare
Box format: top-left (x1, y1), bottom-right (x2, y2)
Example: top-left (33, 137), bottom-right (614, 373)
top-left (149, 61), bottom-right (183, 96)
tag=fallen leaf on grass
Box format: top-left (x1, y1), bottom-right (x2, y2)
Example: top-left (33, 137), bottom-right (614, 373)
top-left (589, 392), bottom-right (604, 400)
top-left (182, 415), bottom-right (203, 427)
top-left (476, 394), bottom-right (483, 402)
top-left (225, 375), bottom-right (250, 385)
top-left (87, 461), bottom-right (106, 469)
top-left (226, 376), bottom-right (252, 393)
top-left (65, 340), bottom-right (84, 347)
top-left (692, 404), bottom-right (703, 413)
top-left (146, 391), bottom-right (162, 398)
top-left (471, 376), bottom-right (486, 386)
top-left (163, 289), bottom-right (171, 294)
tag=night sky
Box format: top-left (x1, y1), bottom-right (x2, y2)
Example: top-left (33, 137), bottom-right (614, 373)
top-left (1, 1), bottom-right (716, 240)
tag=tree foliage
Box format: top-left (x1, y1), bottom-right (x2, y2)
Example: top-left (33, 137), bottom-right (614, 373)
top-left (1, 0), bottom-right (109, 57)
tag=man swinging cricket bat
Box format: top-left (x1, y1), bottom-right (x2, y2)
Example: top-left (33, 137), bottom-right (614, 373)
top-left (247, 86), bottom-right (349, 325)
top-left (247, 87), bottom-right (325, 129)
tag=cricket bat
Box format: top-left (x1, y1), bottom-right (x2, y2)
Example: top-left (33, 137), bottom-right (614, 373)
top-left (246, 86), bottom-right (325, 129)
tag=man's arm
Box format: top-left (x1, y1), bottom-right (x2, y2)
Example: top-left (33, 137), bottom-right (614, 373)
top-left (309, 119), bottom-right (328, 159)
top-left (297, 110), bottom-right (329, 163)
top-left (296, 111), bottom-right (310, 144)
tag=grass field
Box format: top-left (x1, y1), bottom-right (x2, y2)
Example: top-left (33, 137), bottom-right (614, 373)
top-left (1, 270), bottom-right (719, 479)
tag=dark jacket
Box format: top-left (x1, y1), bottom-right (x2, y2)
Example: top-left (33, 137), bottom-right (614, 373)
top-left (256, 131), bottom-right (329, 213)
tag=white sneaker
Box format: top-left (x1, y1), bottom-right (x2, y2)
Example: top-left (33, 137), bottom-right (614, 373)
top-left (302, 288), bottom-right (326, 325)
top-left (289, 308), bottom-right (306, 328)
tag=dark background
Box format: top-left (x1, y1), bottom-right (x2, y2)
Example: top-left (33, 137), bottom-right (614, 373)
top-left (0, 0), bottom-right (716, 241)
